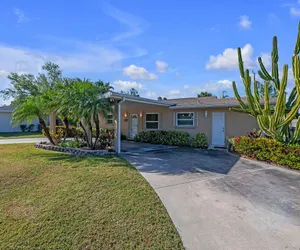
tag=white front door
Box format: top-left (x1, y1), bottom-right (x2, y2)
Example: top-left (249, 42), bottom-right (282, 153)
top-left (130, 114), bottom-right (139, 138)
top-left (212, 112), bottom-right (225, 146)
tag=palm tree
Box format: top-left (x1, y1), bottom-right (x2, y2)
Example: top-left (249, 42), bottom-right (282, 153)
top-left (12, 96), bottom-right (55, 145)
top-left (60, 79), bottom-right (113, 149)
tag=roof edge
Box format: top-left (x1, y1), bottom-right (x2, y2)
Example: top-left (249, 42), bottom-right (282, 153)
top-left (107, 92), bottom-right (177, 107)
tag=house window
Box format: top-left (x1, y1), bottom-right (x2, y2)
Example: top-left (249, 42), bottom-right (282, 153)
top-left (107, 114), bottom-right (113, 125)
top-left (145, 113), bottom-right (159, 130)
top-left (176, 112), bottom-right (194, 127)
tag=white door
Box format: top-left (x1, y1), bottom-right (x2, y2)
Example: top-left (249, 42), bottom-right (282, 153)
top-left (212, 112), bottom-right (225, 146)
top-left (130, 114), bottom-right (139, 138)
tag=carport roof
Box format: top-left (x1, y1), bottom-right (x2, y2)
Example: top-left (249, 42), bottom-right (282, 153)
top-left (107, 91), bottom-right (177, 107)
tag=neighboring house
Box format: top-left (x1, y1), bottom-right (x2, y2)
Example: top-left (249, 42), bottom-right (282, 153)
top-left (98, 92), bottom-right (277, 153)
top-left (0, 105), bottom-right (40, 132)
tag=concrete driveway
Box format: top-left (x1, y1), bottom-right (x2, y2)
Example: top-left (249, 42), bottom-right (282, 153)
top-left (122, 148), bottom-right (300, 250)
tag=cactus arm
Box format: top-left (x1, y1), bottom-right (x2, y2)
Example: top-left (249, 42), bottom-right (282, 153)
top-left (230, 107), bottom-right (252, 115)
top-left (274, 65), bottom-right (288, 124)
top-left (237, 48), bottom-right (245, 79)
top-left (287, 87), bottom-right (297, 108)
top-left (290, 118), bottom-right (300, 144)
top-left (294, 23), bottom-right (300, 55)
top-left (232, 81), bottom-right (248, 110)
top-left (263, 81), bottom-right (271, 115)
top-left (253, 80), bottom-right (263, 114)
top-left (244, 70), bottom-right (258, 116)
top-left (257, 57), bottom-right (273, 81)
top-left (271, 37), bottom-right (280, 90)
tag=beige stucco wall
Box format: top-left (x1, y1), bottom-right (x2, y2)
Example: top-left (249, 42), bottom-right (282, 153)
top-left (99, 102), bottom-right (259, 146)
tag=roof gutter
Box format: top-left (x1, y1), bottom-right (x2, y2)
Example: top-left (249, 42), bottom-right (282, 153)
top-left (169, 102), bottom-right (277, 109)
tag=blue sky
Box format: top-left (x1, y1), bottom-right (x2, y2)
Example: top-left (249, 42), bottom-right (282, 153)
top-left (0, 0), bottom-right (299, 104)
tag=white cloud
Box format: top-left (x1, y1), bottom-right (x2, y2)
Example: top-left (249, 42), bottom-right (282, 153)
top-left (146, 91), bottom-right (156, 98)
top-left (206, 44), bottom-right (255, 70)
top-left (101, 2), bottom-right (147, 42)
top-left (155, 60), bottom-right (168, 73)
top-left (113, 80), bottom-right (143, 90)
top-left (183, 85), bottom-right (189, 89)
top-left (239, 15), bottom-right (252, 29)
top-left (176, 72), bottom-right (181, 77)
top-left (169, 90), bottom-right (180, 95)
top-left (13, 8), bottom-right (28, 23)
top-left (123, 64), bottom-right (157, 80)
top-left (290, 7), bottom-right (300, 16)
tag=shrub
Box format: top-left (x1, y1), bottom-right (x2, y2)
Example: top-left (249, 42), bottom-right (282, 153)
top-left (58, 140), bottom-right (81, 148)
top-left (121, 133), bottom-right (127, 140)
top-left (134, 130), bottom-right (191, 147)
top-left (233, 136), bottom-right (300, 170)
top-left (43, 126), bottom-right (77, 138)
top-left (27, 124), bottom-right (34, 132)
top-left (74, 127), bottom-right (114, 149)
top-left (20, 124), bottom-right (27, 132)
top-left (191, 133), bottom-right (208, 149)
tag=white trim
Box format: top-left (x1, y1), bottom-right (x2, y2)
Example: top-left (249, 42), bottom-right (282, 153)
top-left (211, 112), bottom-right (225, 147)
top-left (145, 112), bottom-right (159, 130)
top-left (176, 112), bottom-right (195, 127)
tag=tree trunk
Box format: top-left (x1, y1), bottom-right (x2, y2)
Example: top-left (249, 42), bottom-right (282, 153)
top-left (88, 121), bottom-right (94, 149)
top-left (93, 112), bottom-right (100, 149)
top-left (79, 121), bottom-right (91, 148)
top-left (40, 119), bottom-right (55, 145)
top-left (63, 117), bottom-right (71, 142)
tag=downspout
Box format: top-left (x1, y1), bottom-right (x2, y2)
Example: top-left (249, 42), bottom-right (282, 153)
top-left (117, 98), bottom-right (126, 154)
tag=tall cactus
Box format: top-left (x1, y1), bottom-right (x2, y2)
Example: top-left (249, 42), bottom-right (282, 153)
top-left (231, 22), bottom-right (300, 144)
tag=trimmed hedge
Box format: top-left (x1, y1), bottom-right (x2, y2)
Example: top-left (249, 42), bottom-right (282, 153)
top-left (233, 136), bottom-right (300, 170)
top-left (134, 130), bottom-right (208, 148)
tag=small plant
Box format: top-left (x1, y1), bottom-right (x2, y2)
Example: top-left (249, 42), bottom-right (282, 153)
top-left (246, 129), bottom-right (261, 139)
top-left (20, 124), bottom-right (27, 132)
top-left (190, 133), bottom-right (208, 149)
top-left (58, 140), bottom-right (81, 148)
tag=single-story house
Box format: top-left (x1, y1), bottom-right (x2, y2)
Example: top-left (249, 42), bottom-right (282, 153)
top-left (96, 92), bottom-right (277, 153)
top-left (0, 105), bottom-right (40, 132)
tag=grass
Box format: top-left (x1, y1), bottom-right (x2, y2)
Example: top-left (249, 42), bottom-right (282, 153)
top-left (0, 144), bottom-right (183, 249)
top-left (0, 132), bottom-right (44, 139)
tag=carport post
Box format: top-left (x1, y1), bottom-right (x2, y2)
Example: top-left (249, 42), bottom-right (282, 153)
top-left (117, 98), bottom-right (125, 154)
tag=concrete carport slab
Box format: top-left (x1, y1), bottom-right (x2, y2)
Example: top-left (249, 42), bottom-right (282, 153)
top-left (122, 148), bottom-right (300, 250)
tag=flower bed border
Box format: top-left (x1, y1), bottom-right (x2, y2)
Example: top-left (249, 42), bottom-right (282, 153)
top-left (35, 143), bottom-right (116, 156)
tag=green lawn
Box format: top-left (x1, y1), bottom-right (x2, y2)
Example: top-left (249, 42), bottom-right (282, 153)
top-left (0, 144), bottom-right (183, 249)
top-left (0, 132), bottom-right (44, 139)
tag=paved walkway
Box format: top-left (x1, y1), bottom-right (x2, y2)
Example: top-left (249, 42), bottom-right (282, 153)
top-left (0, 138), bottom-right (48, 144)
top-left (122, 148), bottom-right (300, 250)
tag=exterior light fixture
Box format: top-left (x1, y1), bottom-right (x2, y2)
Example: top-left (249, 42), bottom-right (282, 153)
top-left (205, 110), bottom-right (208, 118)
top-left (139, 112), bottom-right (143, 118)
top-left (124, 112), bottom-right (128, 118)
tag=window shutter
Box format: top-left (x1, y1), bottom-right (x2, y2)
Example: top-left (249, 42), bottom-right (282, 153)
top-left (196, 112), bottom-right (199, 127)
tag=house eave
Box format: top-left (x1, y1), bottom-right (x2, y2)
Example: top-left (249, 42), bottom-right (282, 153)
top-left (106, 92), bottom-right (176, 107)
top-left (169, 102), bottom-right (277, 109)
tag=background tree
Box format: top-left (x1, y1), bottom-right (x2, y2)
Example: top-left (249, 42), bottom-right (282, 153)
top-left (158, 97), bottom-right (168, 100)
top-left (0, 62), bottom-right (61, 145)
top-left (121, 88), bottom-right (140, 97)
top-left (197, 91), bottom-right (213, 98)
